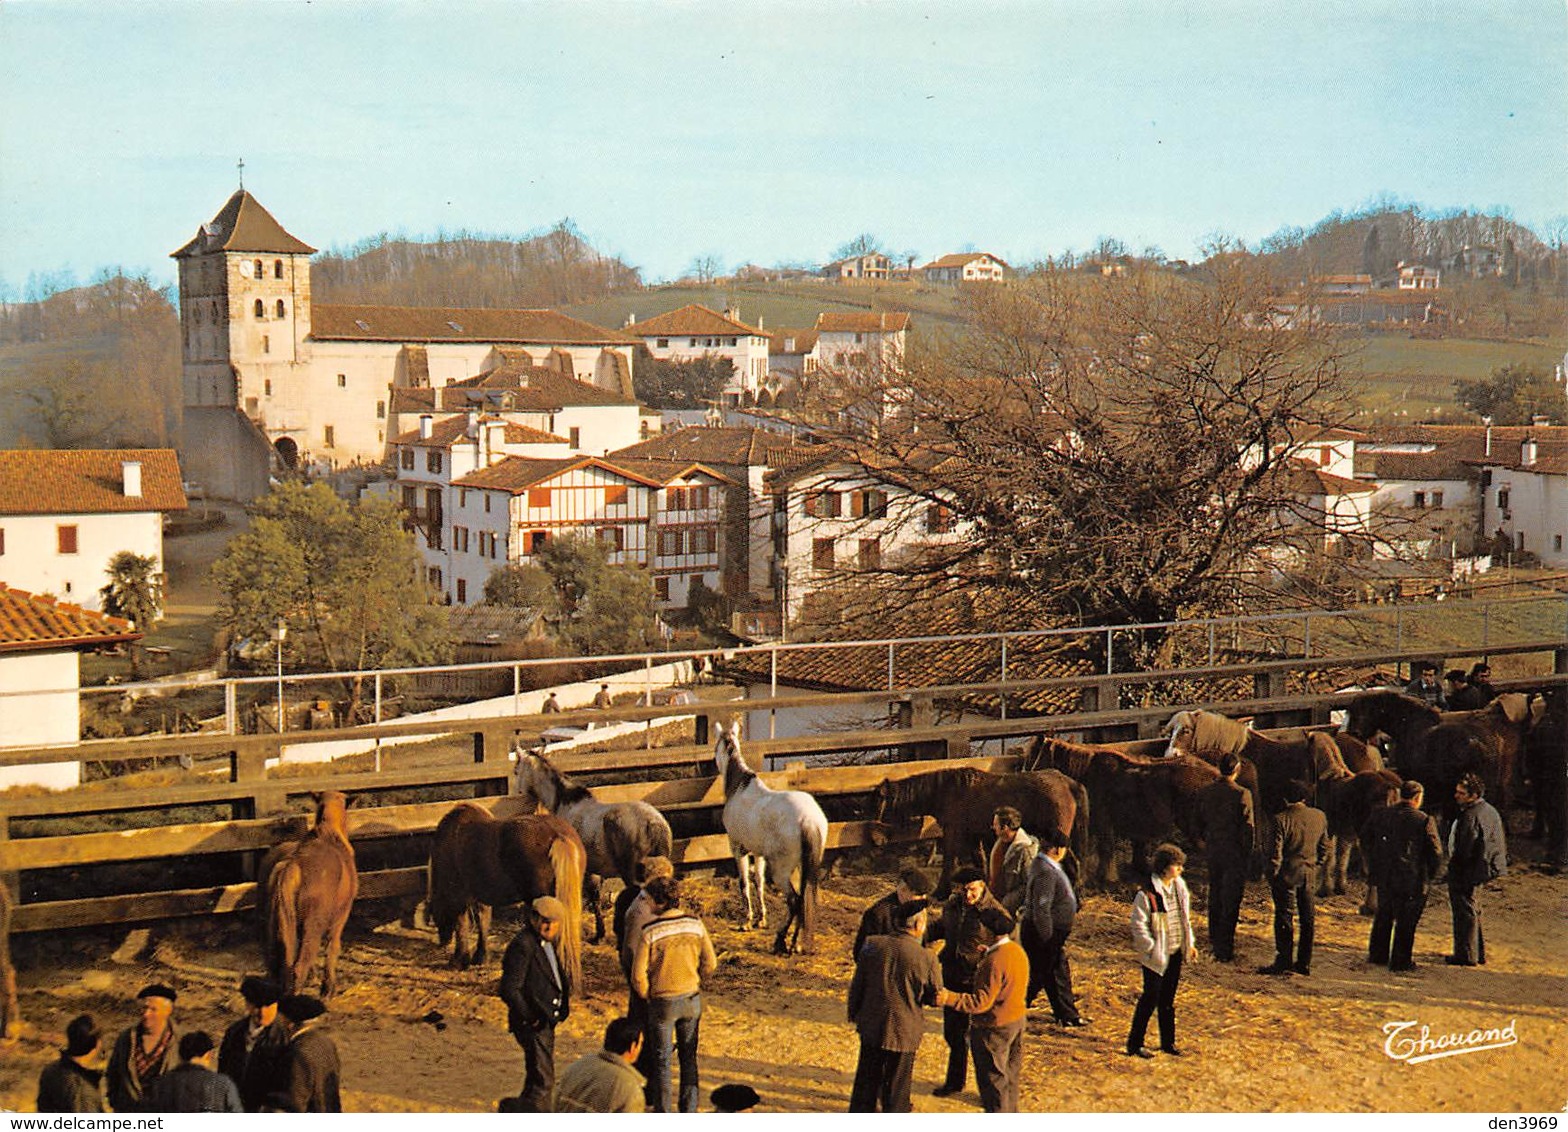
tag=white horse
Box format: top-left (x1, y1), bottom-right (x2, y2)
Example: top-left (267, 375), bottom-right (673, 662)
top-left (713, 722), bottom-right (828, 955)
top-left (513, 748), bottom-right (674, 943)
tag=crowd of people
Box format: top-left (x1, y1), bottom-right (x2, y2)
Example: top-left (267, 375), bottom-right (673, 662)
top-left (30, 770), bottom-right (1514, 1115)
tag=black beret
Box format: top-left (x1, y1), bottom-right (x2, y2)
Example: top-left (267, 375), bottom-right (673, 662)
top-left (278, 994), bottom-right (327, 1022)
top-left (979, 906), bottom-right (1015, 936)
top-left (711, 1084), bottom-right (760, 1111)
top-left (240, 976), bottom-right (282, 1006)
top-left (895, 899), bottom-right (930, 925)
top-left (951, 867), bottom-right (986, 886)
top-left (137, 984), bottom-right (177, 1002)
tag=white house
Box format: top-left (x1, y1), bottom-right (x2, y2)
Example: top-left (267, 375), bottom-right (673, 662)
top-left (0, 449), bottom-right (187, 613)
top-left (1476, 435), bottom-right (1568, 567)
top-left (1397, 263), bottom-right (1441, 290)
top-left (814, 311), bottom-right (910, 373)
top-left (623, 305), bottom-right (771, 406)
top-left (822, 254), bottom-right (891, 281)
top-left (0, 584), bottom-right (140, 789)
top-left (922, 252), bottom-right (1008, 283)
top-left (604, 458), bottom-right (736, 608)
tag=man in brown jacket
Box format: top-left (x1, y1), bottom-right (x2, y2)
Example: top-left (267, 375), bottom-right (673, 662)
top-left (1260, 780), bottom-right (1329, 976)
top-left (847, 900), bottom-right (943, 1112)
top-left (629, 875), bottom-right (717, 1113)
top-left (938, 907), bottom-right (1029, 1113)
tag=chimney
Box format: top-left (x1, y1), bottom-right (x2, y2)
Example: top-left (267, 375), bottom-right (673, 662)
top-left (1521, 435), bottom-right (1538, 467)
top-left (756, 314), bottom-right (764, 330)
top-left (624, 313), bottom-right (636, 329)
top-left (485, 421), bottom-right (506, 465)
top-left (724, 304), bottom-right (739, 322)
top-left (121, 460), bottom-right (142, 497)
top-left (419, 414), bottom-right (434, 440)
top-left (1482, 416), bottom-right (1493, 457)
top-left (466, 409), bottom-right (479, 437)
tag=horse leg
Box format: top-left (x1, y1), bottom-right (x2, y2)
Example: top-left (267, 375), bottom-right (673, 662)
top-left (773, 887), bottom-right (796, 956)
top-left (586, 874), bottom-right (605, 945)
top-left (753, 856), bottom-right (769, 930)
top-left (292, 917), bottom-right (324, 999)
top-left (322, 899), bottom-right (353, 1000)
top-left (475, 903), bottom-right (492, 965)
top-left (453, 904), bottom-right (475, 969)
top-left (1333, 836), bottom-right (1350, 896)
top-left (1317, 835), bottom-right (1336, 899)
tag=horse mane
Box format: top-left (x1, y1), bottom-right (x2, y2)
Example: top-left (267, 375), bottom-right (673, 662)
top-left (533, 754), bottom-right (592, 807)
top-left (1307, 731), bottom-right (1353, 781)
top-left (717, 731), bottom-right (756, 795)
top-left (311, 792), bottom-right (354, 855)
top-left (1191, 711), bottom-right (1250, 756)
top-left (880, 768), bottom-right (983, 816)
top-left (1032, 736), bottom-right (1102, 779)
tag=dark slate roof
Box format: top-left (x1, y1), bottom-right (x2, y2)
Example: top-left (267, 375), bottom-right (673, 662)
top-left (171, 190), bottom-right (316, 257)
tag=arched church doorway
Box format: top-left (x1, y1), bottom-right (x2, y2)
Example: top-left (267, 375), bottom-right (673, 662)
top-left (274, 436), bottom-right (299, 470)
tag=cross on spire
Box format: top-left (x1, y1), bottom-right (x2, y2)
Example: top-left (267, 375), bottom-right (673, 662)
top-left (237, 157), bottom-right (245, 189)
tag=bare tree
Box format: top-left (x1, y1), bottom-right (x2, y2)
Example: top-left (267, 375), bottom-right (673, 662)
top-left (686, 253), bottom-right (723, 286)
top-left (774, 260), bottom-right (1357, 660)
top-left (833, 233), bottom-right (886, 261)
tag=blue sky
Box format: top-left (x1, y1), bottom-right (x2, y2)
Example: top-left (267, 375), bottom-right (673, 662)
top-left (1, 0), bottom-right (1564, 292)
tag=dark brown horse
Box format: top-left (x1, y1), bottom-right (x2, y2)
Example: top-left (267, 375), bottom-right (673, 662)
top-left (1340, 690), bottom-right (1442, 770)
top-left (1, 880), bottom-right (18, 1039)
top-left (1406, 694), bottom-right (1543, 820)
top-left (1314, 764), bottom-right (1402, 909)
top-left (873, 766), bottom-right (1087, 896)
top-left (261, 791), bottom-right (358, 999)
top-left (426, 805), bottom-right (586, 982)
top-left (1164, 710), bottom-right (1330, 814)
top-left (1027, 736), bottom-right (1218, 887)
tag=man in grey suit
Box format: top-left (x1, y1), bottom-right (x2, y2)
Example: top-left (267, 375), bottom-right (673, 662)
top-left (1020, 827), bottom-right (1087, 1026)
top-left (846, 900), bottom-right (943, 1112)
top-left (1447, 773), bottom-right (1508, 966)
top-left (1259, 780), bottom-right (1329, 976)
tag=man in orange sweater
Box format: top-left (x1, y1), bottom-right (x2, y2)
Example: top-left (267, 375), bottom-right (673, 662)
top-left (936, 907), bottom-right (1029, 1112)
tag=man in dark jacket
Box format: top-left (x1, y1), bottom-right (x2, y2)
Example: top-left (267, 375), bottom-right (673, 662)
top-left (217, 976), bottom-right (289, 1112)
top-left (1363, 780), bottom-right (1444, 972)
top-left (1260, 782), bottom-right (1329, 976)
top-left (37, 1014), bottom-right (107, 1113)
top-left (499, 895), bottom-right (572, 1111)
top-left (852, 867), bottom-right (933, 959)
top-left (1447, 773), bottom-right (1508, 966)
top-left (1195, 752), bottom-right (1255, 962)
top-left (146, 1031), bottom-right (242, 1113)
top-left (1020, 827), bottom-right (1086, 1026)
top-left (1404, 663), bottom-right (1447, 708)
top-left (106, 984), bottom-right (179, 1112)
top-left (847, 900), bottom-right (943, 1111)
top-left (268, 995), bottom-right (340, 1112)
top-left (927, 867), bottom-right (1012, 1097)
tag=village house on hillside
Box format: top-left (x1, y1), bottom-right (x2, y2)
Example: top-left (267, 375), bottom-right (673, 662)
top-left (621, 304), bottom-right (772, 406)
top-left (0, 449), bottom-right (187, 613)
top-left (172, 189), bottom-right (640, 500)
top-left (0, 584), bottom-right (140, 789)
top-left (922, 252), bottom-right (1008, 283)
top-left (821, 253), bottom-right (891, 282)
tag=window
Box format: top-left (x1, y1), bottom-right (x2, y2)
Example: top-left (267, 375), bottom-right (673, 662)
top-left (276, 299), bottom-right (286, 318)
top-left (254, 299), bottom-right (265, 319)
top-left (264, 379), bottom-right (272, 396)
top-left (812, 537), bottom-right (835, 571)
top-left (659, 531), bottom-right (683, 556)
top-left (569, 427), bottom-right (581, 448)
top-left (262, 335), bottom-right (270, 354)
top-left (852, 489), bottom-right (888, 519)
top-left (859, 538), bottom-right (881, 570)
top-left (656, 338), bottom-right (669, 349)
top-left (400, 448), bottom-right (415, 470)
top-left (1556, 535), bottom-right (1564, 553)
top-left (456, 579), bottom-right (467, 603)
top-left (0, 528), bottom-right (5, 554)
top-left (428, 567), bottom-right (443, 589)
top-left (805, 490), bottom-right (841, 518)
top-left (926, 504), bottom-right (953, 533)
top-left (525, 530), bottom-right (550, 554)
top-left (1413, 492), bottom-right (1426, 509)
top-left (337, 374), bottom-right (347, 388)
top-left (324, 425), bottom-right (335, 448)
top-left (1431, 491), bottom-right (1444, 509)
top-left (655, 576), bottom-right (671, 601)
top-left (605, 485), bottom-right (628, 507)
top-left (598, 526), bottom-right (625, 551)
top-left (691, 528), bottom-right (715, 554)
top-left (458, 489), bottom-right (468, 507)
top-left (453, 526), bottom-right (469, 552)
top-left (666, 487), bottom-right (686, 512)
top-left (528, 487), bottom-right (551, 508)
top-left (377, 401), bottom-right (386, 419)
top-left (689, 485), bottom-right (710, 510)
top-left (253, 259), bottom-right (264, 278)
top-left (401, 486), bottom-right (418, 512)
top-left (1498, 488), bottom-right (1510, 511)
top-left (484, 495), bottom-right (492, 513)
top-left (58, 525), bottom-right (79, 554)
top-left (427, 451), bottom-right (443, 473)
top-left (274, 259), bottom-right (284, 279)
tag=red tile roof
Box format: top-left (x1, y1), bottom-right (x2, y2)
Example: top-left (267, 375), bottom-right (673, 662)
top-left (0, 584), bottom-right (140, 653)
top-left (171, 190), bottom-right (316, 257)
top-left (390, 416), bottom-right (567, 449)
top-left (610, 426), bottom-right (804, 468)
top-left (815, 311), bottom-right (911, 333)
top-left (454, 456), bottom-right (663, 494)
top-left (389, 366), bottom-right (637, 416)
top-left (311, 304), bottom-right (639, 346)
top-left (1284, 460), bottom-right (1376, 496)
top-left (767, 328), bottom-right (819, 354)
top-left (0, 450), bottom-right (187, 516)
top-left (625, 304), bottom-right (766, 338)
top-left (603, 458), bottom-right (737, 487)
top-left (922, 252), bottom-right (1007, 270)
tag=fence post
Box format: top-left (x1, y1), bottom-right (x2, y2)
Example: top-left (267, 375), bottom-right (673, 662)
top-left (224, 682), bottom-right (238, 736)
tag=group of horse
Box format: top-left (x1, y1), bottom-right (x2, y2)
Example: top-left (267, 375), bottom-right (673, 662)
top-left (0, 686), bottom-right (1554, 1030)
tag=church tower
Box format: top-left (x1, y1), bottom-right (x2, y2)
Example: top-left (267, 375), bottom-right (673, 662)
top-left (171, 190), bottom-right (315, 498)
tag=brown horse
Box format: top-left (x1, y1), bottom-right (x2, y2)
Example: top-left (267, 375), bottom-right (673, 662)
top-left (1027, 735), bottom-right (1218, 887)
top-left (426, 804), bottom-right (586, 983)
top-left (872, 766), bottom-right (1087, 896)
top-left (1, 880), bottom-right (18, 1039)
top-left (1163, 710), bottom-right (1331, 814)
top-left (1314, 762), bottom-right (1402, 908)
top-left (261, 791), bottom-right (358, 999)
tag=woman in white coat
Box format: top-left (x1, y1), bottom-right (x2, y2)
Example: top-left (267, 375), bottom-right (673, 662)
top-left (1126, 844), bottom-right (1198, 1059)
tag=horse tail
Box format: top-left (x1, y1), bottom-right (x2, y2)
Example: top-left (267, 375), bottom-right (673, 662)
top-left (267, 860), bottom-right (302, 992)
top-left (798, 817), bottom-right (825, 940)
top-left (550, 834), bottom-right (585, 987)
top-left (1067, 777), bottom-right (1091, 885)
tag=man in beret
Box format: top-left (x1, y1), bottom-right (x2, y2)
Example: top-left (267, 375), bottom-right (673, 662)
top-left (146, 1031), bottom-right (243, 1113)
top-left (37, 1014), bottom-right (108, 1113)
top-left (847, 899), bottom-right (942, 1111)
top-left (926, 868), bottom-right (1011, 1098)
top-left (106, 984), bottom-right (179, 1112)
top-left (500, 896), bottom-right (573, 1112)
top-left (269, 995), bottom-right (340, 1112)
top-left (218, 976), bottom-right (290, 1112)
top-left (852, 867), bottom-right (933, 959)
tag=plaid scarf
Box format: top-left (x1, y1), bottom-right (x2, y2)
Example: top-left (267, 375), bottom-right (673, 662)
top-left (132, 1025), bottom-right (173, 1084)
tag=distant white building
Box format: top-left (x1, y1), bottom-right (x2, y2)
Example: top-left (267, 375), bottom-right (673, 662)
top-left (623, 305), bottom-right (771, 406)
top-left (1476, 434), bottom-right (1568, 568)
top-left (922, 252), bottom-right (1008, 283)
top-left (0, 584), bottom-right (140, 789)
top-left (0, 449), bottom-right (187, 613)
top-left (822, 253), bottom-right (891, 281)
top-left (814, 311), bottom-right (910, 372)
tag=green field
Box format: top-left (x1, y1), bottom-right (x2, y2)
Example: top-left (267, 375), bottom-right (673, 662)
top-left (1341, 333), bottom-right (1567, 421)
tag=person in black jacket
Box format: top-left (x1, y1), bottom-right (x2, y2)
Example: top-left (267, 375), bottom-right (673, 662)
top-left (1363, 780), bottom-right (1444, 972)
top-left (499, 896), bottom-right (573, 1111)
top-left (852, 868), bottom-right (932, 959)
top-left (145, 1031), bottom-right (242, 1113)
top-left (37, 1014), bottom-right (107, 1113)
top-left (268, 995), bottom-right (341, 1113)
top-left (1447, 774), bottom-right (1508, 966)
top-left (1259, 781), bottom-right (1328, 976)
top-left (1194, 753), bottom-right (1255, 962)
top-left (926, 867), bottom-right (1012, 1097)
top-left (217, 976), bottom-right (290, 1112)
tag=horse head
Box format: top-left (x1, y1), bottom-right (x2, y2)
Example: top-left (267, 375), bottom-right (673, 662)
top-left (1164, 711), bottom-right (1198, 758)
top-left (511, 748), bottom-right (554, 811)
top-left (713, 722), bottom-right (745, 785)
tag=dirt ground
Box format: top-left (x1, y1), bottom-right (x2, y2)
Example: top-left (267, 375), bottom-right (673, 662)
top-left (4, 822), bottom-right (1565, 1115)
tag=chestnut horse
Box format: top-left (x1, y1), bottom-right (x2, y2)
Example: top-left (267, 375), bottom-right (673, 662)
top-left (873, 764), bottom-right (1088, 895)
top-left (261, 791), bottom-right (359, 999)
top-left (426, 805), bottom-right (585, 983)
top-left (1, 881), bottom-right (18, 1039)
top-left (1026, 735), bottom-right (1216, 887)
